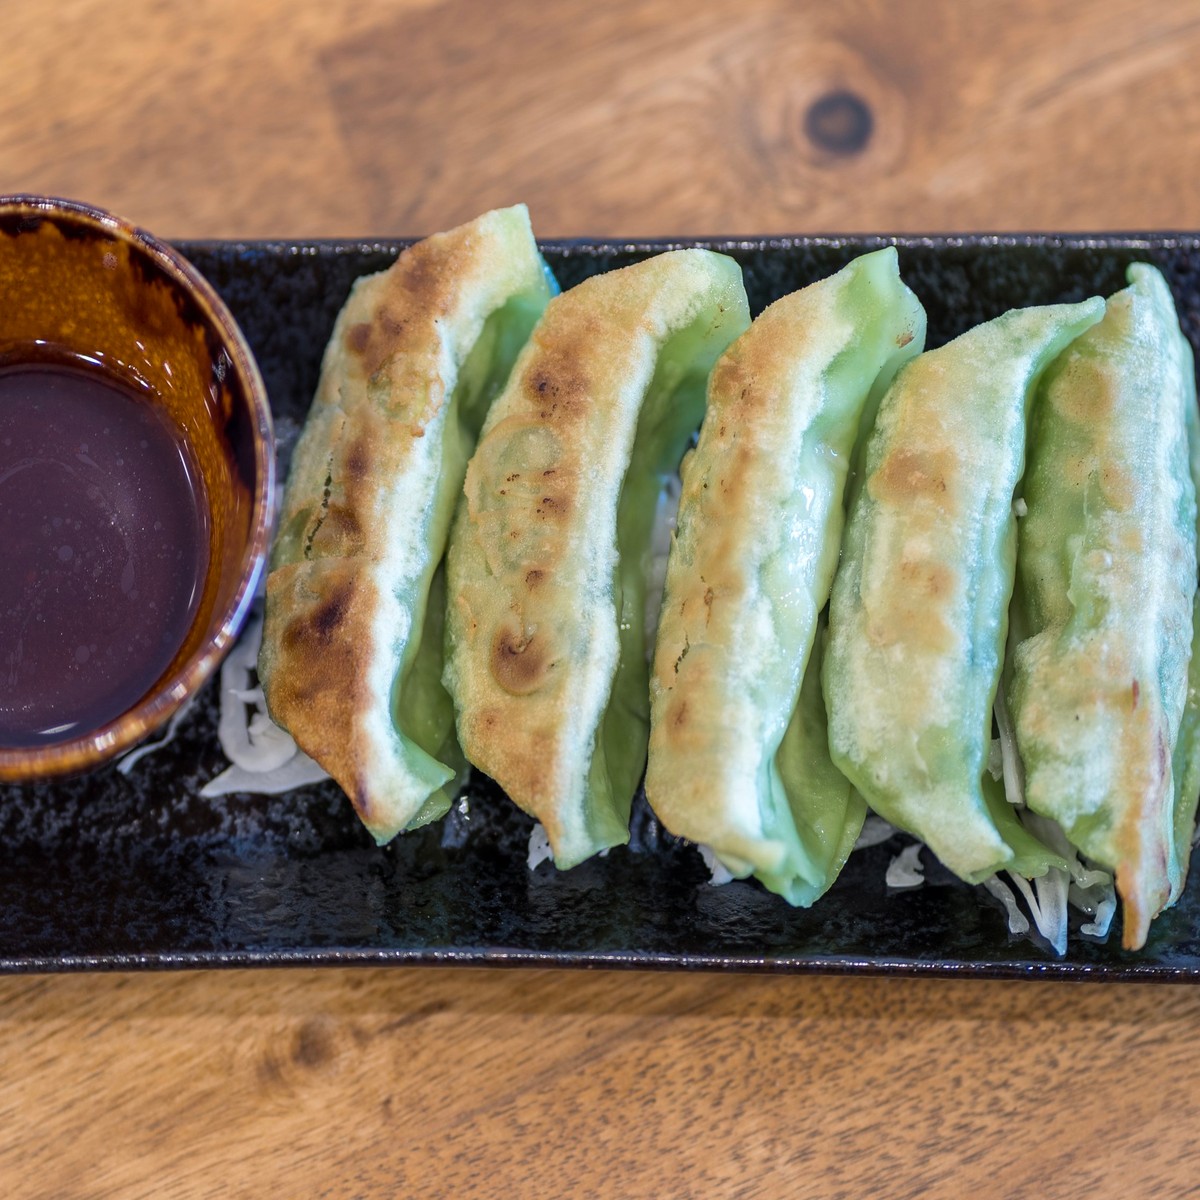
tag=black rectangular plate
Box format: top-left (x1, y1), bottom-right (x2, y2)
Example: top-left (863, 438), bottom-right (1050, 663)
top-left (4, 232), bottom-right (1200, 980)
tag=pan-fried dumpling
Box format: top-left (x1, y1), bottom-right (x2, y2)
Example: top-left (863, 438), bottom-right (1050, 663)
top-left (444, 250), bottom-right (750, 868)
top-left (645, 248), bottom-right (925, 903)
top-left (259, 205), bottom-right (556, 842)
top-left (823, 298), bottom-right (1104, 884)
top-left (1008, 264), bottom-right (1198, 948)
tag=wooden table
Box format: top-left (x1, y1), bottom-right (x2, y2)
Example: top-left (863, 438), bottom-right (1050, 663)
top-left (4, 1), bottom-right (1200, 1195)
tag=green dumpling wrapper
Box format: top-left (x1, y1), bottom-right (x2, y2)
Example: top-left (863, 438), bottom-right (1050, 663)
top-left (770, 618), bottom-right (870, 905)
top-left (259, 205), bottom-right (556, 842)
top-left (645, 248), bottom-right (925, 904)
top-left (1171, 331), bottom-right (1200, 904)
top-left (824, 297), bottom-right (1104, 885)
top-left (1009, 264), bottom-right (1198, 949)
top-left (444, 249), bottom-right (750, 869)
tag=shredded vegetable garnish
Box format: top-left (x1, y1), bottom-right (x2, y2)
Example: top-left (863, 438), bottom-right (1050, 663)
top-left (983, 877), bottom-right (1030, 935)
top-left (1007, 869), bottom-right (1069, 955)
top-left (698, 844), bottom-right (735, 885)
top-left (853, 815), bottom-right (897, 850)
top-left (527, 822), bottom-right (554, 870)
top-left (115, 695), bottom-right (197, 774)
top-left (986, 737), bottom-right (1003, 782)
top-left (885, 842), bottom-right (925, 889)
top-left (200, 755), bottom-right (331, 799)
top-left (1078, 889), bottom-right (1118, 939)
top-left (993, 687), bottom-right (1026, 807)
top-left (202, 606), bottom-right (330, 796)
top-left (440, 796), bottom-right (472, 850)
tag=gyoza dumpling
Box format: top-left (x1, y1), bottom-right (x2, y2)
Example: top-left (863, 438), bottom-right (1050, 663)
top-left (823, 297), bottom-right (1104, 884)
top-left (645, 248), bottom-right (925, 903)
top-left (259, 205), bottom-right (556, 842)
top-left (1008, 264), bottom-right (1198, 948)
top-left (444, 250), bottom-right (750, 868)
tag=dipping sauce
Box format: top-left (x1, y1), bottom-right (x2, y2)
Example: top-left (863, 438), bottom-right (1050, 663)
top-left (0, 361), bottom-right (210, 747)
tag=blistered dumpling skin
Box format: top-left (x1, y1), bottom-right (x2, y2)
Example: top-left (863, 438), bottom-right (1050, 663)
top-left (444, 250), bottom-right (750, 869)
top-left (645, 248), bottom-right (925, 903)
top-left (1008, 265), bottom-right (1198, 949)
top-left (259, 206), bottom-right (555, 843)
top-left (824, 298), bottom-right (1104, 884)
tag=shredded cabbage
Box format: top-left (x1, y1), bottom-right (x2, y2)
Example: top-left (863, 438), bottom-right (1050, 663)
top-left (698, 844), bottom-right (735, 885)
top-left (440, 796), bottom-right (472, 850)
top-left (885, 843), bottom-right (925, 888)
top-left (986, 738), bottom-right (1003, 782)
top-left (200, 755), bottom-right (331, 799)
top-left (993, 687), bottom-right (1026, 807)
top-left (983, 876), bottom-right (1030, 934)
top-left (1079, 890), bottom-right (1118, 939)
top-left (1006, 869), bottom-right (1068, 954)
top-left (116, 695), bottom-right (197, 774)
top-left (527, 822), bottom-right (554, 870)
top-left (202, 605), bottom-right (330, 796)
top-left (853, 816), bottom-right (897, 850)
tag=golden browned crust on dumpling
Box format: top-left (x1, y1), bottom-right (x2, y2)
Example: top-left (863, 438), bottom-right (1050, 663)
top-left (259, 206), bottom-right (548, 840)
top-left (647, 305), bottom-right (828, 866)
top-left (261, 557), bottom-right (383, 818)
top-left (1010, 266), bottom-right (1197, 948)
top-left (646, 248), bottom-right (925, 873)
top-left (445, 250), bottom-right (748, 865)
top-left (448, 293), bottom-right (642, 844)
top-left (824, 300), bottom-right (1105, 884)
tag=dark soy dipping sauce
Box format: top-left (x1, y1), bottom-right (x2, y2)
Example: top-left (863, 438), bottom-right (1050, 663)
top-left (0, 361), bottom-right (209, 747)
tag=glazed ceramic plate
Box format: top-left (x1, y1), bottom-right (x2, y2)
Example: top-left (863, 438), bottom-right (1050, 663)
top-left (4, 233), bottom-right (1200, 979)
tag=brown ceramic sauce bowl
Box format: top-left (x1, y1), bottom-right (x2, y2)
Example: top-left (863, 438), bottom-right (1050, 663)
top-left (0, 195), bottom-right (274, 781)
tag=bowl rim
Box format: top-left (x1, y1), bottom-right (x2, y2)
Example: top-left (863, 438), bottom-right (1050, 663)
top-left (0, 193), bottom-right (276, 781)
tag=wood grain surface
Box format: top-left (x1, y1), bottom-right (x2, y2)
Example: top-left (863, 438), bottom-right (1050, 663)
top-left (3, 968), bottom-right (1200, 1199)
top-left (4, 1), bottom-right (1200, 1196)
